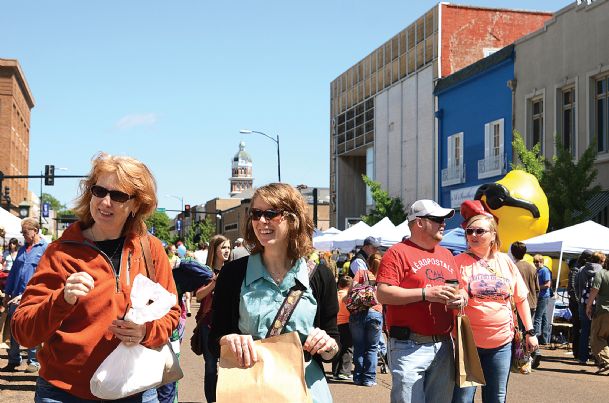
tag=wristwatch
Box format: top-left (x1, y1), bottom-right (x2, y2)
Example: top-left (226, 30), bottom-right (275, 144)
top-left (525, 329), bottom-right (536, 336)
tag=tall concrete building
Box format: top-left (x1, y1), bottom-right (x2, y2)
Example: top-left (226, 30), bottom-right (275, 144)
top-left (229, 141), bottom-right (254, 197)
top-left (0, 59), bottom-right (35, 215)
top-left (329, 4), bottom-right (551, 229)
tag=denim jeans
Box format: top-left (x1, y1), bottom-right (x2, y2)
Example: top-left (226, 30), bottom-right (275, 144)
top-left (350, 309), bottom-right (382, 385)
top-left (578, 303), bottom-right (592, 363)
top-left (534, 297), bottom-right (551, 344)
top-left (200, 323), bottom-right (218, 402)
top-left (388, 336), bottom-right (454, 403)
top-left (35, 376), bottom-right (158, 402)
top-left (7, 302), bottom-right (38, 366)
top-left (452, 341), bottom-right (511, 403)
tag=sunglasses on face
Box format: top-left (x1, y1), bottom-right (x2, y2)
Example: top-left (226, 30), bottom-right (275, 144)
top-left (465, 228), bottom-right (490, 236)
top-left (90, 185), bottom-right (133, 203)
top-left (475, 183), bottom-right (540, 218)
top-left (249, 208), bottom-right (284, 221)
top-left (422, 215), bottom-right (445, 224)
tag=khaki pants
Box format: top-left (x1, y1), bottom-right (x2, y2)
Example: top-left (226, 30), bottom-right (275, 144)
top-left (590, 311), bottom-right (609, 366)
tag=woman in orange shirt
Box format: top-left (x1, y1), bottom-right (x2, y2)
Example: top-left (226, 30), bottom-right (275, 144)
top-left (452, 201), bottom-right (537, 403)
top-left (333, 276), bottom-right (353, 380)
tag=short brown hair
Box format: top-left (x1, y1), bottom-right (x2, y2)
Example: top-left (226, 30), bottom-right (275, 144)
top-left (244, 183), bottom-right (314, 261)
top-left (511, 241), bottom-right (527, 260)
top-left (73, 152), bottom-right (157, 237)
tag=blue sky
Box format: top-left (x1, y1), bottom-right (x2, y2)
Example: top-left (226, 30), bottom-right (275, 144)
top-left (1, 0), bottom-right (570, 215)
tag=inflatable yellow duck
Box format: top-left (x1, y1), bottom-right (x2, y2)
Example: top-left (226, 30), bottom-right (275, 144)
top-left (474, 170), bottom-right (549, 253)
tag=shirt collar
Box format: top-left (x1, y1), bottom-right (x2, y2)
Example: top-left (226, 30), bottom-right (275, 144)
top-left (245, 254), bottom-right (310, 288)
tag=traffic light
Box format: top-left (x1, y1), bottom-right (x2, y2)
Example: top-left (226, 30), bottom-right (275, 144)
top-left (45, 164), bottom-right (55, 186)
top-left (184, 204), bottom-right (191, 218)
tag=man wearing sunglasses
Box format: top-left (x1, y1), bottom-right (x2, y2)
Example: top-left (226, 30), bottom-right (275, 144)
top-left (376, 200), bottom-right (466, 403)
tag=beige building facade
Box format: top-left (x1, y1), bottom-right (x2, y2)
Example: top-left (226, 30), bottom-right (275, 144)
top-left (514, 0), bottom-right (609, 224)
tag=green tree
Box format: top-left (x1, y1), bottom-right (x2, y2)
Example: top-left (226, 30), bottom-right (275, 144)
top-left (540, 138), bottom-right (601, 231)
top-left (145, 210), bottom-right (172, 243)
top-left (511, 131), bottom-right (545, 181)
top-left (41, 193), bottom-right (66, 212)
top-left (183, 218), bottom-right (215, 251)
top-left (361, 175), bottom-right (407, 226)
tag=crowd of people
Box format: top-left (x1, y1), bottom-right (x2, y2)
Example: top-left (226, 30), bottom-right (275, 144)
top-left (1, 153), bottom-right (608, 403)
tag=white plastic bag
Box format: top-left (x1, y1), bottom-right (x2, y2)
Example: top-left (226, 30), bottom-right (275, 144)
top-left (90, 274), bottom-right (177, 399)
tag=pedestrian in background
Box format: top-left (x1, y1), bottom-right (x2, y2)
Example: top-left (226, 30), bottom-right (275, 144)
top-left (350, 250), bottom-right (383, 387)
top-left (2, 218), bottom-right (47, 373)
top-left (533, 254), bottom-right (552, 346)
top-left (575, 251), bottom-right (605, 364)
top-left (586, 254), bottom-right (609, 373)
top-left (231, 237), bottom-right (250, 260)
top-left (333, 275), bottom-right (353, 380)
top-left (377, 199), bottom-right (464, 403)
top-left (194, 234), bottom-right (230, 403)
top-left (10, 152), bottom-right (180, 401)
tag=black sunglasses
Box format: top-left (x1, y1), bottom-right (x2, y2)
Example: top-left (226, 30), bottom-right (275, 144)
top-left (465, 228), bottom-right (490, 236)
top-left (475, 183), bottom-right (540, 218)
top-left (90, 185), bottom-right (133, 203)
top-left (422, 215), bottom-right (446, 224)
top-left (249, 208), bottom-right (284, 221)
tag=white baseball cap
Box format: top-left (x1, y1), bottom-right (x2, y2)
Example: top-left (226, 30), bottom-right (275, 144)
top-left (407, 199), bottom-right (455, 221)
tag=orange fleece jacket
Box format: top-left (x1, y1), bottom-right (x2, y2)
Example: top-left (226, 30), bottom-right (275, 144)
top-left (11, 222), bottom-right (180, 400)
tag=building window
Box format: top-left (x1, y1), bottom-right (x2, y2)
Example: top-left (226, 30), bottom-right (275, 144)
top-left (595, 76), bottom-right (609, 153)
top-left (530, 98), bottom-right (544, 152)
top-left (478, 119), bottom-right (504, 179)
top-left (442, 132), bottom-right (464, 186)
top-left (560, 87), bottom-right (576, 156)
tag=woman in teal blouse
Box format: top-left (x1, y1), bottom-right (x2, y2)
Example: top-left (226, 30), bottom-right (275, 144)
top-left (209, 183), bottom-right (340, 403)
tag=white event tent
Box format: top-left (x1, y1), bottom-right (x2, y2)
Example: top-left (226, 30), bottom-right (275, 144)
top-left (522, 220), bottom-right (609, 289)
top-left (0, 207), bottom-right (24, 242)
top-left (331, 221), bottom-right (372, 252)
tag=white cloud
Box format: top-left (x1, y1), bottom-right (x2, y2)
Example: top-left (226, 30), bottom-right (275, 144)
top-left (115, 113), bottom-right (159, 130)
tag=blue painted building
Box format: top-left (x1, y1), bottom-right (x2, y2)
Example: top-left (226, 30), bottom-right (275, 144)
top-left (434, 45), bottom-right (515, 229)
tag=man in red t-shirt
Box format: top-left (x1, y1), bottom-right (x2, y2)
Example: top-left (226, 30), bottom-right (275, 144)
top-left (377, 199), bottom-right (466, 403)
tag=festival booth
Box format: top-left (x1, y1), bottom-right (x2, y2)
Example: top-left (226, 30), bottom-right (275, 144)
top-left (522, 220), bottom-right (609, 340)
top-left (522, 220), bottom-right (609, 290)
top-left (330, 221), bottom-right (372, 252)
top-left (0, 207), bottom-right (24, 243)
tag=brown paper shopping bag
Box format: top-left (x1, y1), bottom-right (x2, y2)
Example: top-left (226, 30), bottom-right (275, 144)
top-left (455, 313), bottom-right (486, 387)
top-left (216, 331), bottom-right (312, 403)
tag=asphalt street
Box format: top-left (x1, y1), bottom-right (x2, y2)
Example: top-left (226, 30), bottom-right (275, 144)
top-left (1, 301), bottom-right (608, 402)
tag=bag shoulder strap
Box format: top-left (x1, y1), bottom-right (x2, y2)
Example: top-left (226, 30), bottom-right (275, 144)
top-left (265, 261), bottom-right (318, 338)
top-left (140, 235), bottom-right (156, 282)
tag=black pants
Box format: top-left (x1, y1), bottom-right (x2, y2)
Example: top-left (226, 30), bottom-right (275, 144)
top-left (569, 296), bottom-right (581, 358)
top-left (332, 323), bottom-right (353, 376)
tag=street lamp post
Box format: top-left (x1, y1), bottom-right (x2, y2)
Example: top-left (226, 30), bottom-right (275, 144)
top-left (239, 129), bottom-right (281, 182)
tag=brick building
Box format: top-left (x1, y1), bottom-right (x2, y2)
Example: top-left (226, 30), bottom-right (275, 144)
top-left (330, 4), bottom-right (551, 229)
top-left (0, 59), bottom-right (35, 215)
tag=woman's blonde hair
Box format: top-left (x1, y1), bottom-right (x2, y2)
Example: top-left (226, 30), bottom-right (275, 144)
top-left (206, 235), bottom-right (229, 269)
top-left (244, 183), bottom-right (314, 261)
top-left (368, 252), bottom-right (383, 276)
top-left (465, 214), bottom-right (501, 252)
top-left (73, 152), bottom-right (157, 237)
